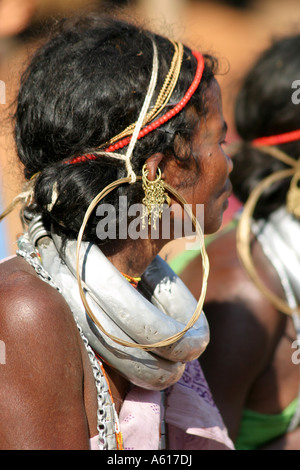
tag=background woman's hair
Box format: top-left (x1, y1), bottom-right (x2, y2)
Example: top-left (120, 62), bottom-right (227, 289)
top-left (230, 34), bottom-right (300, 219)
top-left (15, 14), bottom-right (218, 243)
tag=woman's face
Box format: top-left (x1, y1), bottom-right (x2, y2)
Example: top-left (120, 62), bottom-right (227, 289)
top-left (166, 78), bottom-right (233, 235)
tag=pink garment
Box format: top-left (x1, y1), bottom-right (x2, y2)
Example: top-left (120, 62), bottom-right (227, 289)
top-left (165, 360), bottom-right (234, 450)
top-left (90, 360), bottom-right (234, 450)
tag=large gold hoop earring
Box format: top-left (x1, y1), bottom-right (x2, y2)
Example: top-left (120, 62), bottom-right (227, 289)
top-left (76, 177), bottom-right (209, 350)
top-left (236, 168), bottom-right (300, 316)
top-left (287, 171), bottom-right (300, 218)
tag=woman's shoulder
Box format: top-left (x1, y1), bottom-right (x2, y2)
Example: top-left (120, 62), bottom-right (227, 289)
top-left (0, 256), bottom-right (67, 313)
top-left (204, 226), bottom-right (286, 346)
top-left (0, 256), bottom-right (93, 449)
top-left (0, 256), bottom-right (81, 359)
top-left (180, 227), bottom-right (244, 298)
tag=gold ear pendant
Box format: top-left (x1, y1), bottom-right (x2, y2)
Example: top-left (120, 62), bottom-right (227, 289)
top-left (141, 164), bottom-right (171, 230)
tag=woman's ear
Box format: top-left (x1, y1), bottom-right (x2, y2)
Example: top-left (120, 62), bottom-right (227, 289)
top-left (144, 153), bottom-right (164, 181)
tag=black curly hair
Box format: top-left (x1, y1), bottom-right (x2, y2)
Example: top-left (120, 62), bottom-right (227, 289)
top-left (15, 14), bottom-right (219, 243)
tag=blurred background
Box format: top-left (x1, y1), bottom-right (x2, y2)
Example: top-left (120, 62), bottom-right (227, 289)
top-left (1, 0), bottom-right (300, 259)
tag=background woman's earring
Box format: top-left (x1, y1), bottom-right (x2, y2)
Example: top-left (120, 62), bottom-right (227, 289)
top-left (287, 170), bottom-right (300, 219)
top-left (141, 164), bottom-right (171, 230)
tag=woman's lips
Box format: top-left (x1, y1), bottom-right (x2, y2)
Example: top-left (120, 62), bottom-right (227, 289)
top-left (220, 179), bottom-right (232, 200)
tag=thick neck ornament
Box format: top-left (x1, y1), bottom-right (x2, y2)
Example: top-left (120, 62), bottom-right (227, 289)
top-left (17, 215), bottom-right (209, 390)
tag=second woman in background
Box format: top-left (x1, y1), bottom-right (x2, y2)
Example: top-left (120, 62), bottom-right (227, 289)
top-left (180, 34), bottom-right (300, 450)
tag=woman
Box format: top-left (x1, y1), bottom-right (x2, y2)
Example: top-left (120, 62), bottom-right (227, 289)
top-left (0, 15), bottom-right (233, 450)
top-left (180, 35), bottom-right (300, 450)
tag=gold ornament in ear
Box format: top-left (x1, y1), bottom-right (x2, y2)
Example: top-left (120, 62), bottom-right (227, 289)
top-left (287, 168), bottom-right (300, 219)
top-left (141, 163), bottom-right (171, 230)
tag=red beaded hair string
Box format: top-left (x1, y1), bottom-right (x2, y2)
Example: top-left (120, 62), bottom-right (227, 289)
top-left (106, 40), bottom-right (184, 148)
top-left (252, 129), bottom-right (300, 147)
top-left (104, 50), bottom-right (204, 153)
top-left (68, 49), bottom-right (204, 165)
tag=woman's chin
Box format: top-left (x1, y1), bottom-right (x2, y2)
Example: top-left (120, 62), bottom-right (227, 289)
top-left (204, 203), bottom-right (229, 235)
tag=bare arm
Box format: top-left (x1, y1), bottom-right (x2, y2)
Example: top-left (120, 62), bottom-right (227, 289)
top-left (0, 268), bottom-right (92, 450)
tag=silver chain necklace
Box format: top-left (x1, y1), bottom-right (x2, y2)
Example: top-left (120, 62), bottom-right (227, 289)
top-left (17, 234), bottom-right (121, 450)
